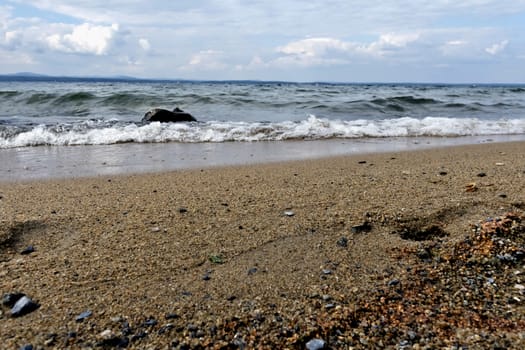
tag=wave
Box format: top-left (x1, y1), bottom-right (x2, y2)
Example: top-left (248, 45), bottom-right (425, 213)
top-left (1, 116), bottom-right (524, 148)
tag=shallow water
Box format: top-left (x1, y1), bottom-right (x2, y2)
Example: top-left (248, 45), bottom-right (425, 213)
top-left (2, 135), bottom-right (524, 182)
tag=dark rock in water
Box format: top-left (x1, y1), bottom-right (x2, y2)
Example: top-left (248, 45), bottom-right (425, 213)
top-left (75, 310), bottom-right (92, 322)
top-left (20, 245), bottom-right (35, 255)
top-left (11, 296), bottom-right (40, 317)
top-left (142, 107), bottom-right (197, 123)
top-left (2, 292), bottom-right (25, 307)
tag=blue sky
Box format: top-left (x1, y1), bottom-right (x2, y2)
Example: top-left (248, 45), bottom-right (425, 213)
top-left (1, 0), bottom-right (524, 83)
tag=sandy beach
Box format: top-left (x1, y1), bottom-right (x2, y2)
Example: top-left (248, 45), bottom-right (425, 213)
top-left (1, 141), bottom-right (524, 348)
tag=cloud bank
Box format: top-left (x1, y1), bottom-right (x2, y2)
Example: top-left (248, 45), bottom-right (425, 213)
top-left (1, 0), bottom-right (524, 82)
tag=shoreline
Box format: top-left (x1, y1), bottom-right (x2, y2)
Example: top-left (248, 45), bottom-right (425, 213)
top-left (1, 141), bottom-right (524, 348)
top-left (2, 134), bottom-right (525, 183)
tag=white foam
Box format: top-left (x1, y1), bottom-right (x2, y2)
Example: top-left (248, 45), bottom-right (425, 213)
top-left (1, 115), bottom-right (525, 148)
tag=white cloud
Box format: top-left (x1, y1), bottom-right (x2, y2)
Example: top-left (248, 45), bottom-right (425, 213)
top-left (139, 38), bottom-right (150, 51)
top-left (1, 1), bottom-right (525, 81)
top-left (485, 40), bottom-right (509, 55)
top-left (272, 33), bottom-right (421, 67)
top-left (181, 49), bottom-right (227, 71)
top-left (46, 23), bottom-right (120, 55)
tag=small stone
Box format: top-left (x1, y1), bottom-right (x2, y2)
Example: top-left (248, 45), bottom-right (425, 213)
top-left (325, 303), bottom-right (335, 310)
top-left (417, 247), bottom-right (432, 261)
top-left (202, 272), bottom-right (211, 281)
top-left (20, 245), bottom-right (35, 255)
top-left (388, 279), bottom-right (400, 286)
top-left (165, 313), bottom-right (180, 319)
top-left (322, 269), bottom-right (332, 275)
top-left (99, 329), bottom-right (115, 340)
top-left (477, 172), bottom-right (487, 177)
top-left (439, 171), bottom-right (448, 176)
top-left (11, 296), bottom-right (40, 317)
top-left (336, 237), bottom-right (348, 247)
top-left (75, 310), bottom-right (92, 322)
top-left (351, 221), bottom-right (372, 234)
top-left (498, 193), bottom-right (507, 198)
top-left (358, 160), bottom-right (367, 164)
top-left (248, 267), bottom-right (258, 275)
top-left (143, 318), bottom-right (158, 327)
top-left (151, 227), bottom-right (160, 232)
top-left (20, 345), bottom-right (33, 350)
top-left (178, 208), bottom-right (188, 213)
top-left (306, 338), bottom-right (326, 350)
top-left (2, 293), bottom-right (25, 307)
top-left (283, 210), bottom-right (295, 217)
top-left (158, 324), bottom-right (174, 334)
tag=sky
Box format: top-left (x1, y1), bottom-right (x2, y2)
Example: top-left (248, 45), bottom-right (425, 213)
top-left (1, 0), bottom-right (525, 83)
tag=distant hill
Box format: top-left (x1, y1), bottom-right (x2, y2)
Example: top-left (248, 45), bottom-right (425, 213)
top-left (0, 72), bottom-right (148, 83)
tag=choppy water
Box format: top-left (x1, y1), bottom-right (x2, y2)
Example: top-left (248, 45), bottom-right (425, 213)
top-left (1, 78), bottom-right (525, 148)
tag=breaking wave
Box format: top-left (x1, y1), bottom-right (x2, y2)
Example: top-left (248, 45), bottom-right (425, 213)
top-left (1, 115), bottom-right (524, 148)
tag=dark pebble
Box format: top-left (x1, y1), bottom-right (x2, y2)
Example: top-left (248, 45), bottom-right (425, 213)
top-left (130, 331), bottom-right (147, 342)
top-left (439, 171), bottom-right (448, 176)
top-left (227, 295), bottom-right (237, 301)
top-left (143, 318), bottom-right (158, 327)
top-left (11, 296), bottom-right (40, 317)
top-left (388, 279), bottom-right (400, 286)
top-left (336, 236), bottom-right (348, 247)
top-left (20, 345), bottom-right (33, 350)
top-left (121, 322), bottom-right (133, 336)
top-left (158, 324), bottom-right (174, 334)
top-left (417, 247), bottom-right (432, 261)
top-left (202, 272), bottom-right (211, 281)
top-left (358, 160), bottom-right (367, 164)
top-left (20, 245), bottom-right (35, 255)
top-left (248, 267), bottom-right (258, 275)
top-left (98, 337), bottom-right (129, 348)
top-left (477, 172), bottom-right (487, 177)
top-left (2, 292), bottom-right (25, 307)
top-left (75, 310), bottom-right (92, 322)
top-left (165, 313), bottom-right (180, 320)
top-left (178, 208), bottom-right (188, 213)
top-left (498, 193), bottom-right (507, 198)
top-left (351, 221), bottom-right (372, 234)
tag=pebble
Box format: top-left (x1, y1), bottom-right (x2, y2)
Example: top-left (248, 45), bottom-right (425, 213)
top-left (388, 279), bottom-right (400, 286)
top-left (351, 221), bottom-right (372, 234)
top-left (20, 345), bottom-right (33, 350)
top-left (477, 172), bottom-right (487, 177)
top-left (11, 296), bottom-right (40, 317)
top-left (248, 267), bottom-right (258, 275)
top-left (336, 236), bottom-right (348, 247)
top-left (2, 293), bottom-right (25, 307)
top-left (283, 210), bottom-right (295, 217)
top-left (75, 310), bottom-right (92, 322)
top-left (306, 338), bottom-right (326, 350)
top-left (20, 245), bottom-right (35, 255)
top-left (143, 318), bottom-right (158, 327)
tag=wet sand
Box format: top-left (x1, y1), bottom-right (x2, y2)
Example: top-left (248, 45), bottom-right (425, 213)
top-left (1, 141), bottom-right (524, 348)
